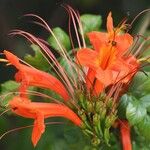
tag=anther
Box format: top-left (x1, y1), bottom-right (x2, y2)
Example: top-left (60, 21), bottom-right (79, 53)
top-left (111, 41), bottom-right (117, 46)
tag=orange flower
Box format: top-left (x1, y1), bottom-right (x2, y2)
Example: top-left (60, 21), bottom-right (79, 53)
top-left (9, 96), bottom-right (82, 146)
top-left (4, 50), bottom-right (70, 101)
top-left (77, 12), bottom-right (139, 95)
top-left (87, 12), bottom-right (133, 56)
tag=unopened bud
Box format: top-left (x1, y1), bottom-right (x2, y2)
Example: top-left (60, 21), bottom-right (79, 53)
top-left (91, 136), bottom-right (101, 146)
top-left (93, 113), bottom-right (100, 125)
top-left (87, 101), bottom-right (93, 112)
top-left (95, 101), bottom-right (103, 113)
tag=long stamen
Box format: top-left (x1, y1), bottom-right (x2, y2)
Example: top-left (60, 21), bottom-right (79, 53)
top-left (130, 9), bottom-right (150, 27)
top-left (0, 90), bottom-right (63, 104)
top-left (67, 5), bottom-right (86, 48)
top-left (10, 30), bottom-right (75, 98)
top-left (24, 14), bottom-right (76, 74)
top-left (134, 36), bottom-right (150, 57)
top-left (0, 109), bottom-right (11, 117)
top-left (0, 122), bottom-right (64, 140)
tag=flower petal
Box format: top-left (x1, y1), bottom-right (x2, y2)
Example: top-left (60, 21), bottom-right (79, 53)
top-left (96, 68), bottom-right (113, 87)
top-left (4, 50), bottom-right (21, 69)
top-left (86, 69), bottom-right (96, 90)
top-left (77, 48), bottom-right (99, 69)
top-left (107, 12), bottom-right (113, 33)
top-left (9, 96), bottom-right (82, 146)
top-left (87, 32), bottom-right (107, 51)
top-left (4, 51), bottom-right (70, 101)
top-left (32, 113), bottom-right (45, 147)
top-left (93, 80), bottom-right (104, 95)
top-left (86, 69), bottom-right (104, 95)
top-left (116, 33), bottom-right (133, 55)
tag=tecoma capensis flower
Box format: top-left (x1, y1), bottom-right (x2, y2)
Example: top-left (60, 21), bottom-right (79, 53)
top-left (77, 12), bottom-right (139, 95)
top-left (87, 12), bottom-right (133, 56)
top-left (1, 8), bottom-right (147, 150)
top-left (9, 96), bottom-right (82, 146)
top-left (3, 50), bottom-right (70, 101)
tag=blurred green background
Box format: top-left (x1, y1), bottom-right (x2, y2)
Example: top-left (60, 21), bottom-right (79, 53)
top-left (0, 0), bottom-right (149, 150)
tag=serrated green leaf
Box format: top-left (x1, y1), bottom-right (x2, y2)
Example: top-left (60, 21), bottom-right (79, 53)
top-left (126, 99), bottom-right (147, 125)
top-left (80, 14), bottom-right (102, 35)
top-left (24, 44), bottom-right (50, 71)
top-left (47, 27), bottom-right (71, 51)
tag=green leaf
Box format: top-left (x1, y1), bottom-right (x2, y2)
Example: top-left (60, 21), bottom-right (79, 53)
top-left (47, 27), bottom-right (71, 51)
top-left (0, 80), bottom-right (19, 93)
top-left (59, 53), bottom-right (77, 79)
top-left (80, 14), bottom-right (102, 35)
top-left (118, 94), bottom-right (132, 118)
top-left (126, 99), bottom-right (147, 125)
top-left (129, 72), bottom-right (150, 97)
top-left (140, 94), bottom-right (150, 110)
top-left (137, 115), bottom-right (150, 141)
top-left (24, 44), bottom-right (50, 71)
top-left (0, 80), bottom-right (20, 107)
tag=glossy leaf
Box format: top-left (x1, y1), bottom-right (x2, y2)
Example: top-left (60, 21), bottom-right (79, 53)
top-left (118, 94), bottom-right (132, 118)
top-left (129, 72), bottom-right (150, 98)
top-left (126, 99), bottom-right (147, 125)
top-left (47, 27), bottom-right (71, 51)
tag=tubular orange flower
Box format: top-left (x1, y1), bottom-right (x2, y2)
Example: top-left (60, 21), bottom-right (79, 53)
top-left (9, 96), bottom-right (82, 146)
top-left (4, 50), bottom-right (70, 101)
top-left (77, 12), bottom-right (139, 95)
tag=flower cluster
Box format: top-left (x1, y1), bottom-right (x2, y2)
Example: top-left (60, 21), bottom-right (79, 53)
top-left (1, 9), bottom-right (148, 150)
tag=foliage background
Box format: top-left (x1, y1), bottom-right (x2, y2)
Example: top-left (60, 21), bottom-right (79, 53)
top-left (0, 0), bottom-right (149, 150)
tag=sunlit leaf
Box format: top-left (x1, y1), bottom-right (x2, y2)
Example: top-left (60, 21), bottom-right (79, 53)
top-left (126, 99), bottom-right (146, 125)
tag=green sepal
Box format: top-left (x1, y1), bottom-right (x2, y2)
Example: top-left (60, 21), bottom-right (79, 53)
top-left (104, 128), bottom-right (110, 146)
